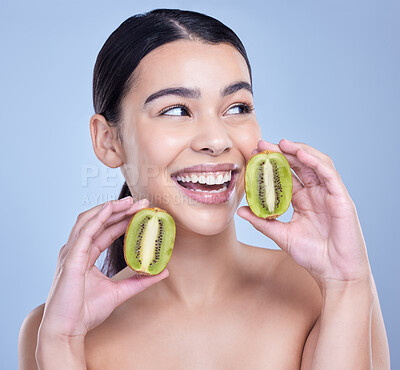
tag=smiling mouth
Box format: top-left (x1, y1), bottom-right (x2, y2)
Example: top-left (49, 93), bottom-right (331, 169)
top-left (174, 170), bottom-right (233, 192)
top-left (170, 164), bottom-right (240, 204)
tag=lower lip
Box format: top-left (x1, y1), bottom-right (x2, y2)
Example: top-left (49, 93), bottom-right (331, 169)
top-left (172, 172), bottom-right (238, 204)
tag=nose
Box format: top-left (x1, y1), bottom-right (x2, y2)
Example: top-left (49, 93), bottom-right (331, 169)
top-left (190, 117), bottom-right (233, 156)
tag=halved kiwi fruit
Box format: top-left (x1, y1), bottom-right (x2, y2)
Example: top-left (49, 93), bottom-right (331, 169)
top-left (124, 207), bottom-right (176, 275)
top-left (245, 150), bottom-right (293, 219)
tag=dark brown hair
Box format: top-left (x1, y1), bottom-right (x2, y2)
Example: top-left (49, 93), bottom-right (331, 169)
top-left (93, 8), bottom-right (253, 277)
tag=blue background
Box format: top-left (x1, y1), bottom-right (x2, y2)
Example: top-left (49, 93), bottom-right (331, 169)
top-left (1, 0), bottom-right (399, 368)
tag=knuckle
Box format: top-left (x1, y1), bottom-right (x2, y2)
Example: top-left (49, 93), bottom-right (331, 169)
top-left (108, 200), bottom-right (118, 207)
top-left (78, 224), bottom-right (95, 241)
top-left (92, 242), bottom-right (102, 255)
top-left (102, 219), bottom-right (112, 229)
top-left (323, 153), bottom-right (333, 164)
top-left (76, 212), bottom-right (85, 224)
top-left (58, 244), bottom-right (66, 258)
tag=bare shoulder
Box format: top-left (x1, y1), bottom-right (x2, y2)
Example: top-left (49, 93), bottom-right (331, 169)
top-left (18, 304), bottom-right (45, 370)
top-left (240, 243), bottom-right (322, 318)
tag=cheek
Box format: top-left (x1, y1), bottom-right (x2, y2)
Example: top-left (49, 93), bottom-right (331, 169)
top-left (137, 126), bottom-right (189, 189)
top-left (140, 126), bottom-right (187, 166)
top-left (232, 120), bottom-right (262, 160)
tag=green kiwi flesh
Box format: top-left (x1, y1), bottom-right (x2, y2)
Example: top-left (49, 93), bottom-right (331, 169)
top-left (124, 207), bottom-right (176, 275)
top-left (245, 151), bottom-right (293, 219)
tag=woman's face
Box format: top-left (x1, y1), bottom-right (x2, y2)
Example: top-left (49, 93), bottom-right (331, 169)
top-left (119, 40), bottom-right (261, 235)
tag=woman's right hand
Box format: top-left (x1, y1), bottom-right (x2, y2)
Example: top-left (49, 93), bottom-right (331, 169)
top-left (37, 197), bottom-right (168, 349)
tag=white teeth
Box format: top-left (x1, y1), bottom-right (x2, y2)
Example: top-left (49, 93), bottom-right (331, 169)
top-left (191, 185), bottom-right (228, 193)
top-left (223, 172), bottom-right (231, 182)
top-left (206, 175), bottom-right (216, 185)
top-left (216, 174), bottom-right (224, 184)
top-left (176, 171), bottom-right (232, 184)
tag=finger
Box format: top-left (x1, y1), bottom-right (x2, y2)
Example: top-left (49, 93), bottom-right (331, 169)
top-left (67, 197), bottom-right (135, 247)
top-left (91, 199), bottom-right (149, 241)
top-left (289, 157), bottom-right (321, 188)
top-left (61, 197), bottom-right (138, 262)
top-left (278, 139), bottom-right (333, 166)
top-left (296, 148), bottom-right (346, 196)
top-left (64, 201), bottom-right (117, 272)
top-left (113, 269), bottom-right (169, 307)
top-left (251, 148), bottom-right (258, 156)
top-left (88, 200), bottom-right (149, 266)
top-left (89, 219), bottom-right (128, 267)
top-left (237, 206), bottom-right (289, 253)
top-left (257, 139), bottom-right (281, 153)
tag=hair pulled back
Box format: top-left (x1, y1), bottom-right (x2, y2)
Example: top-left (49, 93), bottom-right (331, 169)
top-left (93, 8), bottom-right (252, 277)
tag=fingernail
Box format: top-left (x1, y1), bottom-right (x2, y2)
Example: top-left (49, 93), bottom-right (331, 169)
top-left (138, 198), bottom-right (148, 205)
top-left (283, 138), bottom-right (292, 143)
top-left (120, 196), bottom-right (132, 202)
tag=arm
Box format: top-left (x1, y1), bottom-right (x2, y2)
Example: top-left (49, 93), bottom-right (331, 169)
top-left (35, 330), bottom-right (87, 370)
top-left (18, 198), bottom-right (169, 369)
top-left (238, 139), bottom-right (390, 369)
top-left (301, 275), bottom-right (389, 370)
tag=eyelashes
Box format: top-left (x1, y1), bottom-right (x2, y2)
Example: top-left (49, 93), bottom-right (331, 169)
top-left (158, 102), bottom-right (255, 117)
top-left (159, 102), bottom-right (191, 116)
top-left (229, 103), bottom-right (255, 115)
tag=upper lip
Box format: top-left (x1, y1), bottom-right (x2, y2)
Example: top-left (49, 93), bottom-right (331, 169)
top-left (171, 163), bottom-right (239, 177)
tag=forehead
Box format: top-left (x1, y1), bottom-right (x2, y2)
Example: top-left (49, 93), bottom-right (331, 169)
top-left (130, 40), bottom-right (250, 96)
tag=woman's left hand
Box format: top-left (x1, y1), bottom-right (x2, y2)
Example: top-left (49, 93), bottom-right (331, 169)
top-left (237, 139), bottom-right (372, 291)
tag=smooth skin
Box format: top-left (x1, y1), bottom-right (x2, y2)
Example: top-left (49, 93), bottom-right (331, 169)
top-left (19, 40), bottom-right (390, 369)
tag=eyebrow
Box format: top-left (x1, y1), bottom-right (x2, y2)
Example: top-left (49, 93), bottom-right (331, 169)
top-left (143, 81), bottom-right (253, 108)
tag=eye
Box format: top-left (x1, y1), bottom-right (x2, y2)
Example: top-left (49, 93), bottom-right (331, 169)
top-left (159, 103), bottom-right (190, 117)
top-left (158, 102), bottom-right (255, 117)
top-left (226, 103), bottom-right (255, 115)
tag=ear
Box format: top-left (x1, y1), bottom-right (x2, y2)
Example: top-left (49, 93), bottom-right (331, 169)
top-left (89, 114), bottom-right (124, 168)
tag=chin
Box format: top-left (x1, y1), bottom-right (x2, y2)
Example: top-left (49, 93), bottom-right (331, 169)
top-left (143, 183), bottom-right (243, 236)
top-left (171, 203), bottom-right (236, 236)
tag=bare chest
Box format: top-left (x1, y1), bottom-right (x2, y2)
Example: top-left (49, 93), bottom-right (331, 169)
top-left (86, 303), bottom-right (311, 370)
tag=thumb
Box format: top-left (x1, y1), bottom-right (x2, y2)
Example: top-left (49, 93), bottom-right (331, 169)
top-left (114, 268), bottom-right (169, 306)
top-left (237, 206), bottom-right (289, 251)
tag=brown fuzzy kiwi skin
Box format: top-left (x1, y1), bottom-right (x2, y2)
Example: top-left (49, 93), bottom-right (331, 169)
top-left (123, 207), bottom-right (175, 276)
top-left (244, 150), bottom-right (286, 220)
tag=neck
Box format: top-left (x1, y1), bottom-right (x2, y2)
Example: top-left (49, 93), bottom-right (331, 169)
top-left (160, 220), bottom-right (241, 308)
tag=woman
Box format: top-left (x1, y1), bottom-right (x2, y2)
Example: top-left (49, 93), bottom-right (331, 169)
top-left (19, 8), bottom-right (390, 369)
